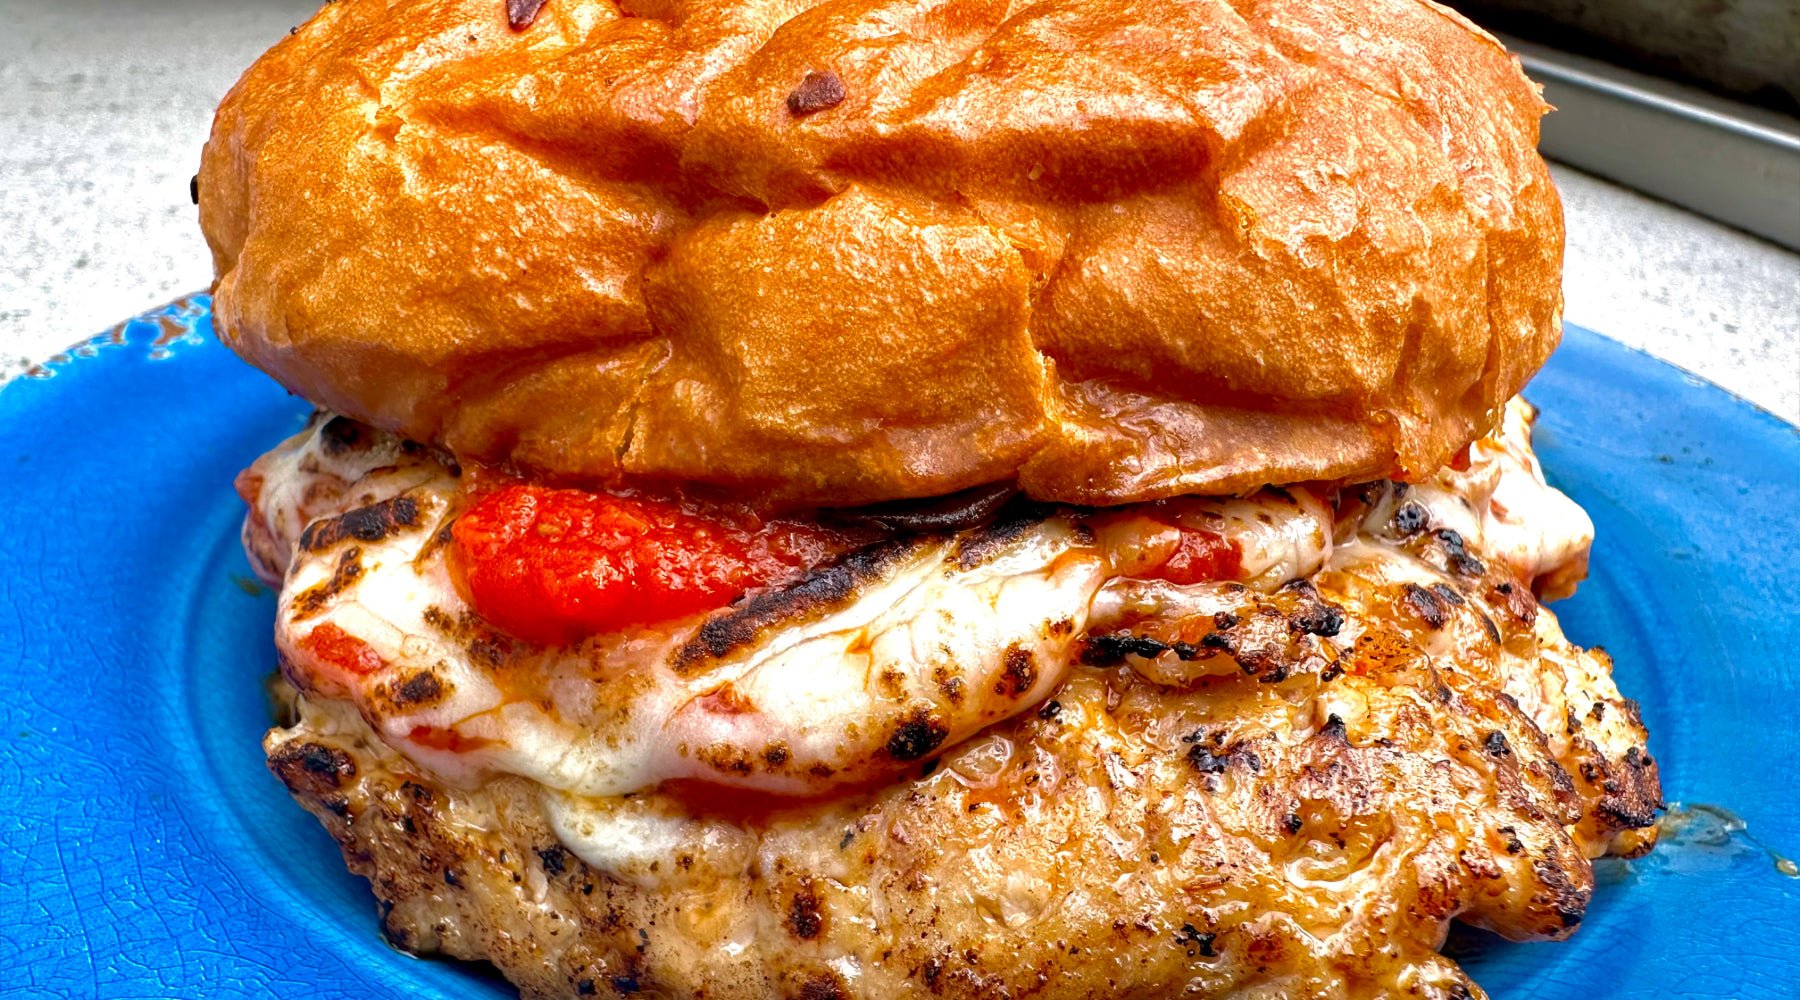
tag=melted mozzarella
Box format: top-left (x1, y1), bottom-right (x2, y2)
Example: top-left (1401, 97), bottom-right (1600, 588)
top-left (1398, 399), bottom-right (1593, 597)
top-left (541, 791), bottom-right (755, 886)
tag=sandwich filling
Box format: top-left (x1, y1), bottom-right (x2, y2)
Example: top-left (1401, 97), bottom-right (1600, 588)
top-left (242, 399), bottom-right (1609, 884)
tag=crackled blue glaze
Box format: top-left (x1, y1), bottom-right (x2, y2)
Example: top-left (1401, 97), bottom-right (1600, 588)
top-left (1, 299), bottom-right (1796, 998)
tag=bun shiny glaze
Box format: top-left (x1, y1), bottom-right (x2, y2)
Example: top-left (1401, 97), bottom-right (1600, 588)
top-left (199, 0), bottom-right (1562, 506)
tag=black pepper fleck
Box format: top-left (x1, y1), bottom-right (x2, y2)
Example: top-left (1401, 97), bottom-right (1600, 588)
top-left (1187, 745), bottom-right (1229, 774)
top-left (1391, 501), bottom-right (1430, 536)
top-left (1174, 923), bottom-right (1217, 957)
top-left (1435, 529), bottom-right (1487, 576)
top-left (1484, 730), bottom-right (1511, 757)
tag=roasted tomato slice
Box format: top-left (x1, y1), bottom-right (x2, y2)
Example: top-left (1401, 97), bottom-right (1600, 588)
top-left (1145, 526), bottom-right (1243, 585)
top-left (448, 485), bottom-right (837, 645)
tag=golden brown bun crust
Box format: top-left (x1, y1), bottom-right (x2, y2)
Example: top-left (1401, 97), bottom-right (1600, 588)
top-left (200, 0), bottom-right (1562, 505)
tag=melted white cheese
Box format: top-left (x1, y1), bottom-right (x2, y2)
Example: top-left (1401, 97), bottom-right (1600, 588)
top-left (1418, 399), bottom-right (1593, 595)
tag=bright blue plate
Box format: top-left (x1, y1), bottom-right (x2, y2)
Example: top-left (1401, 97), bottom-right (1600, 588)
top-left (2, 298), bottom-right (1796, 999)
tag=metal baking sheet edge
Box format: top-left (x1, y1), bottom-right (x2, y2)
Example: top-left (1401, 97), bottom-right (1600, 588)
top-left (1501, 33), bottom-right (1800, 251)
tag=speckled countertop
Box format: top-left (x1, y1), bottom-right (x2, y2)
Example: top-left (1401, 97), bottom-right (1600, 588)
top-left (3, 0), bottom-right (1797, 423)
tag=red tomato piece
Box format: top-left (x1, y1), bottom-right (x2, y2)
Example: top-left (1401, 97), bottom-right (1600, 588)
top-left (408, 725), bottom-right (494, 753)
top-left (448, 485), bottom-right (828, 645)
top-left (296, 622), bottom-right (386, 675)
top-left (1147, 527), bottom-right (1244, 585)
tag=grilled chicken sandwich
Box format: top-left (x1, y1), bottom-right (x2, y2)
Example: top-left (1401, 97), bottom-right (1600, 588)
top-left (200, 1), bottom-right (1661, 997)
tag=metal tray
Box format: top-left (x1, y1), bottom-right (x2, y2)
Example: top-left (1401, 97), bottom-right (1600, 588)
top-left (1504, 33), bottom-right (1800, 250)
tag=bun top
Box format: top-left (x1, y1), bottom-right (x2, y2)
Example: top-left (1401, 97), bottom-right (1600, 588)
top-left (200, 0), bottom-right (1562, 506)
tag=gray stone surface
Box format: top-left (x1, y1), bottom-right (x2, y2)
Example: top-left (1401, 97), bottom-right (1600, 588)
top-left (3, 0), bottom-right (1797, 424)
top-left (1554, 166), bottom-right (1800, 422)
top-left (0, 0), bottom-right (317, 373)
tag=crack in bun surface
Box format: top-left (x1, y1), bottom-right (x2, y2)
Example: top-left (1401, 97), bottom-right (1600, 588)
top-left (200, 0), bottom-right (1563, 505)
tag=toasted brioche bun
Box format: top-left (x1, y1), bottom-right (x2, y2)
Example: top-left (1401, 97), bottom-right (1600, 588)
top-left (199, 0), bottom-right (1562, 506)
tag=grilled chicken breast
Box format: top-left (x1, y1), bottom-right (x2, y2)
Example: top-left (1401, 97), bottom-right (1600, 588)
top-left (246, 400), bottom-right (1658, 999)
